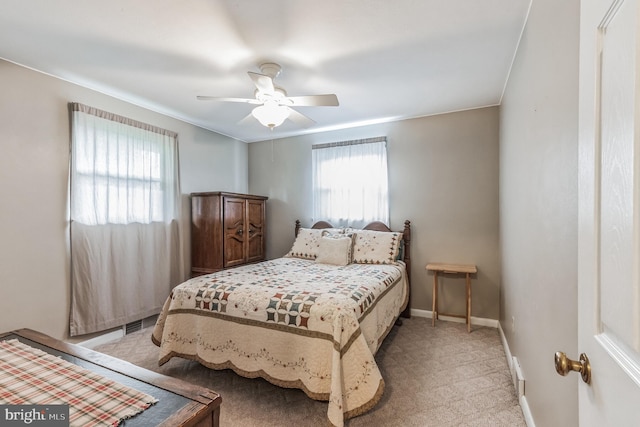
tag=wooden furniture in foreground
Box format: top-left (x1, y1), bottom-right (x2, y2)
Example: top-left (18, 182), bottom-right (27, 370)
top-left (191, 191), bottom-right (267, 276)
top-left (0, 329), bottom-right (221, 427)
top-left (426, 263), bottom-right (477, 332)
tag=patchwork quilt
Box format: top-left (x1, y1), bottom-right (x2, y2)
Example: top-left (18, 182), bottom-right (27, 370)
top-left (152, 257), bottom-right (408, 427)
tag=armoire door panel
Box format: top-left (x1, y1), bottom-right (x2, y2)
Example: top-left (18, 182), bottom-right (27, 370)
top-left (246, 199), bottom-right (265, 263)
top-left (190, 194), bottom-right (223, 274)
top-left (223, 197), bottom-right (248, 268)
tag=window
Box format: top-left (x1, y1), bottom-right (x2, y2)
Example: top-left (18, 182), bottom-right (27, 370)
top-left (69, 103), bottom-right (182, 336)
top-left (312, 137), bottom-right (389, 228)
top-left (70, 104), bottom-right (179, 225)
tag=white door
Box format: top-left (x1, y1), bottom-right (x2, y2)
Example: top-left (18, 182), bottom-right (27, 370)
top-left (578, 0), bottom-right (640, 424)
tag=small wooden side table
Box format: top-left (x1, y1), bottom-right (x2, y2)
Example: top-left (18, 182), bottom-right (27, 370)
top-left (426, 263), bottom-right (478, 332)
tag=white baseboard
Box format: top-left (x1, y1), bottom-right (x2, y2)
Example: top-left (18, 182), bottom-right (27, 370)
top-left (77, 329), bottom-right (124, 349)
top-left (76, 314), bottom-right (158, 349)
top-left (520, 395), bottom-right (535, 427)
top-left (498, 322), bottom-right (535, 427)
top-left (498, 323), bottom-right (517, 386)
top-left (410, 308), bottom-right (499, 328)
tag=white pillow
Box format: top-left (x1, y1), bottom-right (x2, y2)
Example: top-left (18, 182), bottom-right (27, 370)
top-left (285, 228), bottom-right (324, 260)
top-left (285, 228), bottom-right (341, 260)
top-left (315, 234), bottom-right (354, 266)
top-left (351, 230), bottom-right (403, 264)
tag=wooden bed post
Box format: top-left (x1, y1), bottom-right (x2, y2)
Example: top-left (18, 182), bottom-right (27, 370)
top-left (295, 220), bottom-right (301, 237)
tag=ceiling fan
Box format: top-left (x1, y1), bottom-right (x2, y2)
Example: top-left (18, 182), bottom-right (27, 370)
top-left (197, 62), bottom-right (339, 129)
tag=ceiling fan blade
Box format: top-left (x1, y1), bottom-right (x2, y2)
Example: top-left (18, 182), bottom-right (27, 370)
top-left (248, 72), bottom-right (275, 95)
top-left (197, 96), bottom-right (261, 104)
top-left (286, 107), bottom-right (315, 128)
top-left (238, 113), bottom-right (256, 125)
top-left (286, 94), bottom-right (339, 107)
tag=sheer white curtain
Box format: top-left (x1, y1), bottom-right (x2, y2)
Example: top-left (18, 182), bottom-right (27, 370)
top-left (312, 137), bottom-right (389, 228)
top-left (69, 103), bottom-right (183, 336)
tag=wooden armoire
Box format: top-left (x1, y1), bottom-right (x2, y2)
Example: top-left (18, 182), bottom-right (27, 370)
top-left (190, 192), bottom-right (267, 277)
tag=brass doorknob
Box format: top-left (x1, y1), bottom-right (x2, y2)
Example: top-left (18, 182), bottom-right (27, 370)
top-left (554, 351), bottom-right (591, 384)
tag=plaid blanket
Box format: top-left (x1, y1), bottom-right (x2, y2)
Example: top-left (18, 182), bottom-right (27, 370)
top-left (0, 339), bottom-right (158, 427)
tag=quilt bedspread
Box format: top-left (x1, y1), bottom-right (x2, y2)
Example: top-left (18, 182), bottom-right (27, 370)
top-left (152, 257), bottom-right (408, 427)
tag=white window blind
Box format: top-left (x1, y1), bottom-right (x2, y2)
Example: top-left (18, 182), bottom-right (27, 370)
top-left (312, 137), bottom-right (389, 228)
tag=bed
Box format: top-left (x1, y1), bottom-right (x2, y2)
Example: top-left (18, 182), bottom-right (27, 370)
top-left (152, 220), bottom-right (411, 427)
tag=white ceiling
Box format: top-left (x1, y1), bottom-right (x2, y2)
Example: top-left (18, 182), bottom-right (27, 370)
top-left (0, 0), bottom-right (530, 143)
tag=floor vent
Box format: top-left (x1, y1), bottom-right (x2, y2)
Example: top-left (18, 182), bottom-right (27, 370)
top-left (123, 315), bottom-right (158, 336)
top-left (124, 320), bottom-right (143, 335)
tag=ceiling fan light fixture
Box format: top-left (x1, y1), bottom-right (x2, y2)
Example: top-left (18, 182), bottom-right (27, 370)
top-left (251, 101), bottom-right (290, 129)
top-left (197, 62), bottom-right (336, 130)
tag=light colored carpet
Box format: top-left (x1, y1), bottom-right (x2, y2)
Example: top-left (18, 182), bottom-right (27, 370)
top-left (94, 317), bottom-right (526, 427)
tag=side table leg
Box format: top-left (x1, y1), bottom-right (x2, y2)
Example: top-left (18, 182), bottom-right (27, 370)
top-left (466, 272), bottom-right (471, 332)
top-left (432, 271), bottom-right (438, 327)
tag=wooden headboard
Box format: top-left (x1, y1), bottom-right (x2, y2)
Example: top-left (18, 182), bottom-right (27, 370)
top-left (294, 219), bottom-right (412, 319)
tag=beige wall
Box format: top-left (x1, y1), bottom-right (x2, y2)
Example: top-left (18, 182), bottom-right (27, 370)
top-left (499, 0), bottom-right (579, 425)
top-left (0, 58), bottom-right (500, 340)
top-left (248, 107), bottom-right (501, 320)
top-left (0, 59), bottom-right (248, 341)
